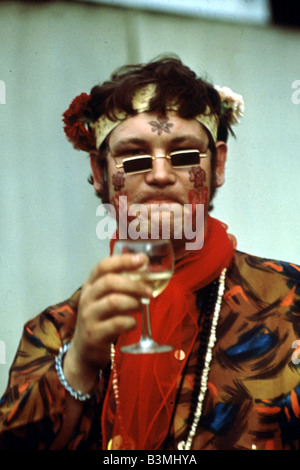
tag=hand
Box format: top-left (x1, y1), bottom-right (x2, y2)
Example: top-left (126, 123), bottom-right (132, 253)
top-left (63, 253), bottom-right (152, 393)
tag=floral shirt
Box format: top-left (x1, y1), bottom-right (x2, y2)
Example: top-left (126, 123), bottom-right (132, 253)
top-left (0, 251), bottom-right (300, 450)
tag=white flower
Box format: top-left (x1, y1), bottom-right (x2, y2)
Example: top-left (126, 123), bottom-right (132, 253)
top-left (214, 85), bottom-right (245, 124)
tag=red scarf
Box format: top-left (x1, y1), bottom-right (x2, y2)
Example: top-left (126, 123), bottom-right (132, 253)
top-left (101, 216), bottom-right (235, 449)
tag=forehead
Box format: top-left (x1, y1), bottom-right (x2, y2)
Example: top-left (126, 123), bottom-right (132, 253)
top-left (107, 111), bottom-right (210, 149)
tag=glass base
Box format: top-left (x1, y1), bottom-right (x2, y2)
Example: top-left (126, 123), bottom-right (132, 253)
top-left (121, 338), bottom-right (173, 354)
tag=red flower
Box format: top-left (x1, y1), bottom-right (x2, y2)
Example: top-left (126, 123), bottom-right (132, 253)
top-left (62, 93), bottom-right (96, 152)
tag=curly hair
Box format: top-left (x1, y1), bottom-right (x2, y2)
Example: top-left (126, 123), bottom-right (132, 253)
top-left (84, 56), bottom-right (231, 204)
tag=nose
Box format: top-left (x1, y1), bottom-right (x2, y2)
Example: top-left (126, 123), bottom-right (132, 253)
top-left (145, 155), bottom-right (176, 187)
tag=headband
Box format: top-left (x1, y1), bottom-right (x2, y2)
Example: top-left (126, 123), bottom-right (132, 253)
top-left (90, 83), bottom-right (219, 148)
top-left (63, 83), bottom-right (244, 152)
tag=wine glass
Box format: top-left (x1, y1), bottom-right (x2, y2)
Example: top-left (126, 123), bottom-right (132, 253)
top-left (113, 239), bottom-right (174, 354)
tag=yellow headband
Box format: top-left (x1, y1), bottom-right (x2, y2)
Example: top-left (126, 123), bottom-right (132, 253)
top-left (91, 83), bottom-right (219, 148)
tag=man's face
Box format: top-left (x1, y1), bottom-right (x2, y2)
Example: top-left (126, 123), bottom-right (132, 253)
top-left (92, 111), bottom-right (226, 252)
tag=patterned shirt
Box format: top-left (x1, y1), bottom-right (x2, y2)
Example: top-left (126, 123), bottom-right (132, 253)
top-left (0, 251), bottom-right (300, 450)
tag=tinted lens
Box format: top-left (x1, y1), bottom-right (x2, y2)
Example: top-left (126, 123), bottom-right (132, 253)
top-left (123, 156), bottom-right (152, 174)
top-left (171, 150), bottom-right (200, 167)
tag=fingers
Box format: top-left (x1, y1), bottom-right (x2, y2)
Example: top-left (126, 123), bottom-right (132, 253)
top-left (88, 253), bottom-right (148, 284)
top-left (86, 272), bottom-right (152, 304)
top-left (95, 313), bottom-right (138, 343)
top-left (81, 253), bottom-right (152, 312)
top-left (83, 291), bottom-right (143, 322)
top-left (71, 253), bottom-right (152, 371)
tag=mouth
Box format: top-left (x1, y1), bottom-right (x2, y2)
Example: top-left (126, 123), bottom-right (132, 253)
top-left (137, 193), bottom-right (184, 206)
top-left (144, 199), bottom-right (182, 206)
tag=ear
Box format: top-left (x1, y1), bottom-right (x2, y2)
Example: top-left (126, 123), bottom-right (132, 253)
top-left (90, 149), bottom-right (106, 192)
top-left (214, 141), bottom-right (227, 187)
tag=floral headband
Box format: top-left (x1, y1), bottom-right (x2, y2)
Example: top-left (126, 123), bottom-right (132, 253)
top-left (63, 84), bottom-right (244, 152)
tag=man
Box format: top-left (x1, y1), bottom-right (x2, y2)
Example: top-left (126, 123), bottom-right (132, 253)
top-left (0, 57), bottom-right (299, 450)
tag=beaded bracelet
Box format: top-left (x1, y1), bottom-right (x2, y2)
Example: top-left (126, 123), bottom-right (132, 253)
top-left (55, 342), bottom-right (95, 402)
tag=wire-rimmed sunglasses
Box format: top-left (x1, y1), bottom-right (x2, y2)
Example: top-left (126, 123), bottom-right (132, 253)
top-left (111, 149), bottom-right (207, 175)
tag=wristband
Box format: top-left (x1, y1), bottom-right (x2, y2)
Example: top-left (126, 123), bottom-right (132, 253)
top-left (55, 342), bottom-right (95, 402)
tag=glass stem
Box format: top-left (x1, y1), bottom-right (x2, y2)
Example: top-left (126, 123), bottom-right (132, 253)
top-left (141, 298), bottom-right (153, 341)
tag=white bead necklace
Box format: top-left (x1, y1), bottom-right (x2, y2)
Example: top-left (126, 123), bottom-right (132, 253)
top-left (178, 268), bottom-right (227, 450)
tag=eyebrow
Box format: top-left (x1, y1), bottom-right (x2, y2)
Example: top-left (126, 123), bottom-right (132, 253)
top-left (111, 138), bottom-right (148, 151)
top-left (169, 135), bottom-right (207, 148)
top-left (111, 135), bottom-right (207, 152)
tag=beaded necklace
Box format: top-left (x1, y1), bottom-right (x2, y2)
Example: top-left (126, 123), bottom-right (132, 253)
top-left (110, 268), bottom-right (226, 451)
top-left (178, 268), bottom-right (226, 450)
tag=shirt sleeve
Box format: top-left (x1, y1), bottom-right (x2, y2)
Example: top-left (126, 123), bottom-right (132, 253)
top-left (0, 291), bottom-right (102, 450)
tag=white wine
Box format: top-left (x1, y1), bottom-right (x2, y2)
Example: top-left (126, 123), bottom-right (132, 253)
top-left (114, 240), bottom-right (174, 353)
top-left (127, 271), bottom-right (172, 297)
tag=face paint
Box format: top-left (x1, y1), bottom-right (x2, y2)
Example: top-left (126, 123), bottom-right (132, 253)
top-left (188, 166), bottom-right (206, 189)
top-left (110, 191), bottom-right (127, 213)
top-left (148, 117), bottom-right (174, 135)
top-left (188, 187), bottom-right (209, 207)
top-left (112, 171), bottom-right (125, 192)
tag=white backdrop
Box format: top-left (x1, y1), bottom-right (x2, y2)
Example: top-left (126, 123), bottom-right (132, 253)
top-left (0, 1), bottom-right (299, 395)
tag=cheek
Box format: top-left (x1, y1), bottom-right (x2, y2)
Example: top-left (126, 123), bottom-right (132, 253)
top-left (188, 188), bottom-right (209, 207)
top-left (187, 167), bottom-right (210, 207)
top-left (110, 192), bottom-right (128, 216)
top-left (108, 170), bottom-right (127, 214)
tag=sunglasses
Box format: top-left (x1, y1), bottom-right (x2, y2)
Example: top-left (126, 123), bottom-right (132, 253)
top-left (112, 149), bottom-right (207, 175)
